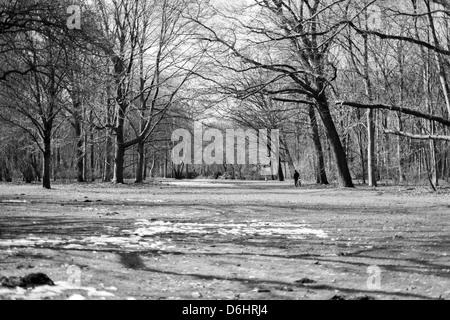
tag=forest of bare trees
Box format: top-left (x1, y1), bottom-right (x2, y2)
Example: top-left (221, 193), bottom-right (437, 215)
top-left (1, 0), bottom-right (449, 190)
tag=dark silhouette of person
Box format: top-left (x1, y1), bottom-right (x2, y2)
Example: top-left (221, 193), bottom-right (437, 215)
top-left (294, 170), bottom-right (301, 187)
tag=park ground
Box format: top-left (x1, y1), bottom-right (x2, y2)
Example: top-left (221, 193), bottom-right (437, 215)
top-left (0, 180), bottom-right (449, 300)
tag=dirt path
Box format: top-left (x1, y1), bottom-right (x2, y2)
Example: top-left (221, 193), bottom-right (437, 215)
top-left (0, 180), bottom-right (449, 300)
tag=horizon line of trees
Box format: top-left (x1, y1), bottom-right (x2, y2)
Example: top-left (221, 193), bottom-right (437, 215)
top-left (1, 0), bottom-right (449, 190)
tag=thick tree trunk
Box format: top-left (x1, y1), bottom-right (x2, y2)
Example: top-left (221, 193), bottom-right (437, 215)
top-left (316, 97), bottom-right (354, 188)
top-left (135, 140), bottom-right (145, 183)
top-left (113, 141), bottom-right (125, 184)
top-left (308, 105), bottom-right (329, 185)
top-left (43, 138), bottom-right (52, 189)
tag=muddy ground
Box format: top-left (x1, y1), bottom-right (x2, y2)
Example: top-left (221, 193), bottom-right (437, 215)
top-left (0, 180), bottom-right (449, 300)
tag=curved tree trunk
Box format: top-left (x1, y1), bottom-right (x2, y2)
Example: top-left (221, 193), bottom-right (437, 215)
top-left (316, 97), bottom-right (354, 188)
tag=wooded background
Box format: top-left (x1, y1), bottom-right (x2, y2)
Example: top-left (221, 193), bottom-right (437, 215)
top-left (0, 0), bottom-right (449, 190)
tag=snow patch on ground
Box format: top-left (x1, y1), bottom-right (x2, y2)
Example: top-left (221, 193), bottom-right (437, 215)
top-left (132, 220), bottom-right (328, 239)
top-left (165, 181), bottom-right (237, 188)
top-left (0, 219), bottom-right (328, 252)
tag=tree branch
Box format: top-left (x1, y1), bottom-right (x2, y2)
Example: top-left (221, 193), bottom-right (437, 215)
top-left (384, 130), bottom-right (450, 142)
top-left (337, 101), bottom-right (450, 127)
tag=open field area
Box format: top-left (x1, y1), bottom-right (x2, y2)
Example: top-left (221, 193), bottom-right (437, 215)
top-left (0, 180), bottom-right (449, 300)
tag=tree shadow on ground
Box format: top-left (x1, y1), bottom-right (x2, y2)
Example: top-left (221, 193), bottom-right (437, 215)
top-left (115, 251), bottom-right (436, 300)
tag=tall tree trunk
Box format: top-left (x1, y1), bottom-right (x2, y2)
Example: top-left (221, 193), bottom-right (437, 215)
top-left (315, 97), bottom-right (354, 188)
top-left (113, 142), bottom-right (125, 184)
top-left (74, 115), bottom-right (84, 183)
top-left (355, 109), bottom-right (366, 184)
top-left (112, 49), bottom-right (128, 184)
top-left (281, 133), bottom-right (296, 178)
top-left (426, 1), bottom-right (450, 116)
top-left (367, 111), bottom-right (376, 186)
top-left (104, 133), bottom-right (112, 182)
top-left (90, 111), bottom-right (95, 182)
top-left (83, 129), bottom-right (87, 182)
top-left (424, 32), bottom-right (439, 188)
top-left (43, 137), bottom-right (52, 189)
top-left (135, 141), bottom-right (145, 183)
top-left (397, 113), bottom-right (405, 182)
top-left (113, 96), bottom-right (126, 184)
top-left (363, 31), bottom-right (377, 187)
top-left (308, 105), bottom-right (329, 185)
top-left (278, 157), bottom-right (284, 181)
top-left (113, 101), bottom-right (126, 184)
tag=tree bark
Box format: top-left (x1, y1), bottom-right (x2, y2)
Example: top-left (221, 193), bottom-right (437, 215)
top-left (367, 109), bottom-right (377, 187)
top-left (113, 141), bottom-right (125, 184)
top-left (90, 111), bottom-right (95, 182)
top-left (308, 105), bottom-right (329, 185)
top-left (315, 97), bottom-right (354, 188)
top-left (112, 58), bottom-right (127, 185)
top-left (281, 133), bottom-right (296, 179)
top-left (363, 29), bottom-right (377, 187)
top-left (103, 133), bottom-right (112, 182)
top-left (73, 114), bottom-right (84, 183)
top-left (43, 137), bottom-right (52, 189)
top-left (135, 141), bottom-right (145, 183)
top-left (426, 1), bottom-right (450, 116)
top-left (278, 157), bottom-right (284, 182)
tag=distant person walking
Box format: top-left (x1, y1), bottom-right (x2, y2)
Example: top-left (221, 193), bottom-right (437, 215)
top-left (294, 170), bottom-right (301, 188)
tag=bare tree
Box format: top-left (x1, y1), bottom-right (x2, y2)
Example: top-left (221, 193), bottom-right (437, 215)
top-left (190, 0), bottom-right (355, 187)
top-left (93, 0), bottom-right (204, 184)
